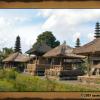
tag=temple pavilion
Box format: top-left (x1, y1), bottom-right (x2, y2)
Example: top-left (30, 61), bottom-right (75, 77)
top-left (73, 22), bottom-right (100, 76)
top-left (43, 42), bottom-right (85, 79)
top-left (3, 52), bottom-right (33, 72)
top-left (24, 42), bottom-right (52, 75)
top-left (24, 41), bottom-right (85, 78)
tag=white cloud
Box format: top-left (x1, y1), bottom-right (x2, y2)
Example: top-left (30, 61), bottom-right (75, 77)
top-left (0, 14), bottom-right (42, 53)
top-left (42, 15), bottom-right (57, 30)
top-left (73, 32), bottom-right (81, 41)
top-left (87, 33), bottom-right (94, 41)
top-left (37, 9), bottom-right (53, 18)
top-left (14, 25), bottom-right (42, 52)
top-left (0, 9), bottom-right (100, 53)
top-left (39, 9), bottom-right (100, 45)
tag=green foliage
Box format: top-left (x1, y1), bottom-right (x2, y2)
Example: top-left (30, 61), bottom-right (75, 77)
top-left (0, 69), bottom-right (18, 91)
top-left (2, 47), bottom-right (14, 57)
top-left (15, 74), bottom-right (40, 91)
top-left (0, 69), bottom-right (100, 92)
top-left (15, 74), bottom-right (55, 91)
top-left (33, 31), bottom-right (60, 48)
top-left (75, 58), bottom-right (88, 74)
top-left (14, 35), bottom-right (22, 53)
top-left (0, 47), bottom-right (14, 64)
top-left (0, 68), bottom-right (18, 80)
top-left (0, 69), bottom-right (6, 79)
top-left (5, 69), bottom-right (18, 80)
top-left (0, 79), bottom-right (16, 91)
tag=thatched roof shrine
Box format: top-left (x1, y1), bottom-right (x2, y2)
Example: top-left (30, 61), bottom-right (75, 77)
top-left (43, 43), bottom-right (85, 59)
top-left (73, 38), bottom-right (100, 55)
top-left (3, 52), bottom-right (33, 63)
top-left (74, 22), bottom-right (100, 55)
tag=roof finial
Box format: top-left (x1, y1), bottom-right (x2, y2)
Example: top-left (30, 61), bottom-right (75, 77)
top-left (61, 41), bottom-right (66, 54)
top-left (63, 40), bottom-right (66, 45)
top-left (95, 22), bottom-right (100, 38)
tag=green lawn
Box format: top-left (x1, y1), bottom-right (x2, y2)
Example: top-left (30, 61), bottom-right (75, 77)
top-left (0, 68), bottom-right (100, 92)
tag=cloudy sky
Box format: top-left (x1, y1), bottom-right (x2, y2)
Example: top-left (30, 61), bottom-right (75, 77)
top-left (0, 9), bottom-right (100, 53)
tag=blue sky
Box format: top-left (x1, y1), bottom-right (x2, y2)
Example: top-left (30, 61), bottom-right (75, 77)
top-left (0, 9), bottom-right (100, 53)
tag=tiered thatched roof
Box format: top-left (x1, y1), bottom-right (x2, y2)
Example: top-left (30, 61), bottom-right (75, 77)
top-left (26, 42), bottom-right (52, 56)
top-left (43, 43), bottom-right (85, 59)
top-left (3, 52), bottom-right (33, 63)
top-left (73, 38), bottom-right (100, 55)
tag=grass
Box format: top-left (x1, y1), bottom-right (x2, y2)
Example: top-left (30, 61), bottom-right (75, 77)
top-left (0, 68), bottom-right (100, 92)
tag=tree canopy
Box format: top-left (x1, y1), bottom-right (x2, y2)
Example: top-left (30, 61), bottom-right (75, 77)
top-left (14, 36), bottom-right (22, 53)
top-left (0, 47), bottom-right (14, 65)
top-left (33, 31), bottom-right (60, 48)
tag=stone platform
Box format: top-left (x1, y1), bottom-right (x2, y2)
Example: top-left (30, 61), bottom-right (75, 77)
top-left (78, 75), bottom-right (100, 84)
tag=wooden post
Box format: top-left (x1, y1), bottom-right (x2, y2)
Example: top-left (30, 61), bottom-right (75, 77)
top-left (35, 56), bottom-right (38, 75)
top-left (60, 57), bottom-right (62, 66)
top-left (87, 55), bottom-right (90, 76)
top-left (35, 56), bottom-right (38, 65)
top-left (29, 54), bottom-right (31, 64)
top-left (72, 63), bottom-right (74, 70)
top-left (38, 56), bottom-right (40, 64)
top-left (90, 56), bottom-right (93, 76)
top-left (51, 58), bottom-right (53, 68)
top-left (87, 54), bottom-right (91, 77)
top-left (51, 58), bottom-right (54, 76)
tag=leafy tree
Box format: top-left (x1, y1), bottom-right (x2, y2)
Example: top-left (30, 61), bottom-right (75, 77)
top-left (0, 47), bottom-right (14, 67)
top-left (33, 31), bottom-right (60, 48)
top-left (14, 36), bottom-right (22, 53)
top-left (2, 47), bottom-right (14, 58)
top-left (75, 38), bottom-right (80, 48)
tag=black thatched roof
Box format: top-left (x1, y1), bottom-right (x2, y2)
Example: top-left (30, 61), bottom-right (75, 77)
top-left (26, 42), bottom-right (52, 56)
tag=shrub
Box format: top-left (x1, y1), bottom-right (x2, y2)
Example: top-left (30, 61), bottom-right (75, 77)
top-left (15, 74), bottom-right (58, 91)
top-left (5, 69), bottom-right (18, 80)
top-left (15, 74), bottom-right (41, 91)
top-left (0, 69), bottom-right (5, 79)
top-left (3, 69), bottom-right (18, 80)
top-left (0, 69), bottom-right (100, 92)
top-left (0, 79), bottom-right (16, 91)
top-left (0, 68), bottom-right (18, 80)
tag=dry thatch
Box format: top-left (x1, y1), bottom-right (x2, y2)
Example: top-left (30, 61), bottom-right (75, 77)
top-left (3, 52), bottom-right (33, 63)
top-left (64, 54), bottom-right (85, 59)
top-left (73, 38), bottom-right (100, 55)
top-left (93, 63), bottom-right (100, 68)
top-left (43, 43), bottom-right (85, 58)
top-left (26, 42), bottom-right (52, 56)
